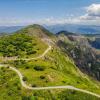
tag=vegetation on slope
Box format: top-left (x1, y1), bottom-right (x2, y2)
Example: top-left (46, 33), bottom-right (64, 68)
top-left (0, 33), bottom-right (34, 57)
top-left (7, 46), bottom-right (100, 94)
top-left (0, 67), bottom-right (100, 100)
top-left (0, 67), bottom-right (21, 100)
top-left (56, 31), bottom-right (100, 81)
top-left (0, 25), bottom-right (100, 100)
top-left (0, 33), bottom-right (47, 58)
top-left (16, 24), bottom-right (54, 37)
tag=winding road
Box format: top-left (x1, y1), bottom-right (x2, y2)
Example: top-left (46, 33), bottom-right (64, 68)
top-left (0, 65), bottom-right (100, 98)
top-left (19, 45), bottom-right (51, 61)
top-left (0, 39), bottom-right (100, 98)
top-left (0, 38), bottom-right (52, 61)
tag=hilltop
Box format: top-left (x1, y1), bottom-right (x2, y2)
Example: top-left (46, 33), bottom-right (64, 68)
top-left (0, 24), bottom-right (100, 100)
top-left (16, 24), bottom-right (54, 37)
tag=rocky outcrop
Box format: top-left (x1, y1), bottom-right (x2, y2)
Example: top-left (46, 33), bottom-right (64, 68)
top-left (56, 33), bottom-right (100, 81)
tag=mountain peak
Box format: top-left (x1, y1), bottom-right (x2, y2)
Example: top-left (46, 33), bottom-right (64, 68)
top-left (27, 24), bottom-right (44, 29)
top-left (17, 24), bottom-right (53, 38)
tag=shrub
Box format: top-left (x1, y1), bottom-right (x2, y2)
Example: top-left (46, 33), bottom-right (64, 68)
top-left (22, 96), bottom-right (29, 100)
top-left (25, 66), bottom-right (29, 69)
top-left (27, 50), bottom-right (37, 55)
top-left (62, 80), bottom-right (66, 83)
top-left (0, 33), bottom-right (34, 57)
top-left (23, 76), bottom-right (27, 81)
top-left (40, 75), bottom-right (45, 79)
top-left (34, 66), bottom-right (45, 71)
top-left (32, 84), bottom-right (37, 87)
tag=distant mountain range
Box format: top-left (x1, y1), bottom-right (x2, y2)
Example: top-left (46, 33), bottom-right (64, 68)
top-left (45, 24), bottom-right (100, 34)
top-left (0, 24), bottom-right (100, 35)
top-left (0, 26), bottom-right (24, 33)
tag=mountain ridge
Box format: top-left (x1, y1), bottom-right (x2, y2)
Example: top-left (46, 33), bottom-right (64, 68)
top-left (0, 24), bottom-right (100, 35)
top-left (0, 24), bottom-right (100, 100)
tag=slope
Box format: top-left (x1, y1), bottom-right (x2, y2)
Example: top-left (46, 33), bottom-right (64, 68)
top-left (0, 24), bottom-right (100, 100)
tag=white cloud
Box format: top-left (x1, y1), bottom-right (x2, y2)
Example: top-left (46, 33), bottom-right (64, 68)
top-left (1, 4), bottom-right (100, 26)
top-left (36, 17), bottom-right (81, 25)
top-left (86, 4), bottom-right (100, 17)
top-left (80, 4), bottom-right (100, 20)
top-left (34, 4), bottom-right (100, 25)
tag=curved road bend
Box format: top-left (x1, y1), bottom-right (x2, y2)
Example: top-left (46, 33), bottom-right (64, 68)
top-left (0, 39), bottom-right (100, 98)
top-left (0, 65), bottom-right (100, 98)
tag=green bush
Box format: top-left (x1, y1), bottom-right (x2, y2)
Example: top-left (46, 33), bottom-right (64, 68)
top-left (22, 76), bottom-right (27, 81)
top-left (0, 33), bottom-right (35, 57)
top-left (40, 75), bottom-right (45, 79)
top-left (34, 66), bottom-right (45, 71)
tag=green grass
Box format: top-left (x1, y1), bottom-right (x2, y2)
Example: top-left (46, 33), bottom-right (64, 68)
top-left (0, 68), bottom-right (99, 100)
top-left (0, 26), bottom-right (100, 99)
top-left (0, 67), bottom-right (21, 100)
top-left (57, 89), bottom-right (100, 100)
top-left (0, 33), bottom-right (48, 58)
top-left (7, 46), bottom-right (100, 94)
top-left (0, 47), bottom-right (100, 100)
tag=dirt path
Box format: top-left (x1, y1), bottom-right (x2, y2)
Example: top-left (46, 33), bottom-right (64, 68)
top-left (0, 39), bottom-right (100, 98)
top-left (0, 65), bottom-right (100, 98)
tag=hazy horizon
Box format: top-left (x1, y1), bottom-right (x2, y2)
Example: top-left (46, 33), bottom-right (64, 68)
top-left (0, 0), bottom-right (100, 26)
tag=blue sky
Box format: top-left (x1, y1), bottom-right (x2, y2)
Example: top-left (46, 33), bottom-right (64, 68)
top-left (0, 0), bottom-right (100, 26)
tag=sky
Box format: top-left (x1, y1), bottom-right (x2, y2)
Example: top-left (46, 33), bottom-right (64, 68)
top-left (0, 0), bottom-right (100, 26)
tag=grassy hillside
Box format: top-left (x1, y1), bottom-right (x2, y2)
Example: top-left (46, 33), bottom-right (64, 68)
top-left (0, 67), bottom-right (100, 100)
top-left (0, 33), bottom-right (48, 58)
top-left (56, 32), bottom-right (100, 81)
top-left (0, 24), bottom-right (100, 100)
top-left (8, 46), bottom-right (100, 93)
top-left (0, 67), bottom-right (21, 100)
top-left (16, 24), bottom-right (54, 38)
